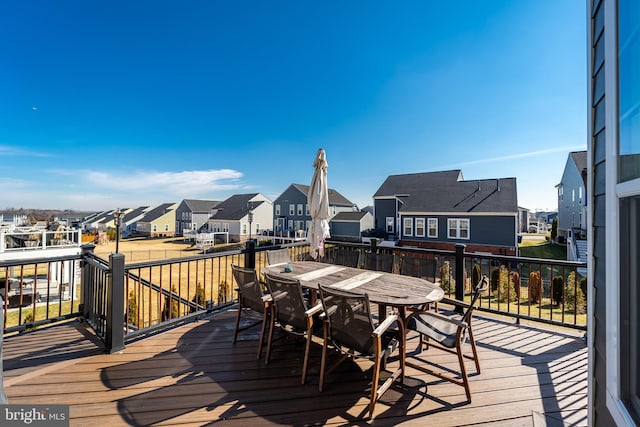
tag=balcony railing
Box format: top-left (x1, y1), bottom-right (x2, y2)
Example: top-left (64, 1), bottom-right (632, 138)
top-left (1, 239), bottom-right (586, 352)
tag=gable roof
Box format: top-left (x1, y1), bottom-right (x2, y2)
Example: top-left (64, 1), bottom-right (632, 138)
top-left (139, 203), bottom-right (176, 222)
top-left (374, 170), bottom-right (464, 198)
top-left (291, 183), bottom-right (354, 206)
top-left (331, 211), bottom-right (370, 222)
top-left (182, 199), bottom-right (221, 213)
top-left (122, 206), bottom-right (149, 223)
top-left (209, 193), bottom-right (265, 221)
top-left (399, 177), bottom-right (518, 213)
top-left (570, 151), bottom-right (588, 188)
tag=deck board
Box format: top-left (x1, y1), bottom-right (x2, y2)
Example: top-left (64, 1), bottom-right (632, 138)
top-left (3, 307), bottom-right (588, 426)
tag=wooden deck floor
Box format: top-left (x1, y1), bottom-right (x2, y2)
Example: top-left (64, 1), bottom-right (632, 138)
top-left (2, 308), bottom-right (588, 426)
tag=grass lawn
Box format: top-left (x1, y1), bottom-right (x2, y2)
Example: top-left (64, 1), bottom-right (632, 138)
top-left (519, 240), bottom-right (567, 260)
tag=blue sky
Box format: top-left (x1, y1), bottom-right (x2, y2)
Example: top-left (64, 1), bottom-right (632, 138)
top-left (0, 1), bottom-right (586, 212)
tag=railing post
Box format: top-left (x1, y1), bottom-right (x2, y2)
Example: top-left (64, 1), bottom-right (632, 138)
top-left (245, 239), bottom-right (256, 269)
top-left (80, 243), bottom-right (96, 317)
top-left (106, 253), bottom-right (125, 353)
top-left (370, 238), bottom-right (378, 253)
top-left (455, 244), bottom-right (466, 314)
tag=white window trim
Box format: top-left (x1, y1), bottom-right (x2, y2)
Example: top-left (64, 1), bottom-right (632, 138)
top-left (602, 1), bottom-right (639, 422)
top-left (385, 217), bottom-right (394, 233)
top-left (415, 218), bottom-right (425, 237)
top-left (289, 204), bottom-right (295, 215)
top-left (297, 204), bottom-right (303, 216)
top-left (403, 218), bottom-right (413, 237)
top-left (447, 218), bottom-right (470, 240)
top-left (275, 204), bottom-right (281, 216)
top-left (427, 218), bottom-right (438, 238)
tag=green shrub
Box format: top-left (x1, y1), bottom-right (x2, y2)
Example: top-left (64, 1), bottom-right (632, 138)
top-left (552, 275), bottom-right (564, 306)
top-left (472, 263), bottom-right (481, 290)
top-left (162, 285), bottom-right (180, 321)
top-left (490, 268), bottom-right (500, 293)
top-left (127, 290), bottom-right (138, 326)
top-left (565, 271), bottom-right (586, 314)
top-left (498, 266), bottom-right (518, 303)
top-left (528, 271), bottom-right (542, 304)
top-left (440, 261), bottom-right (453, 293)
top-left (191, 283), bottom-right (206, 312)
top-left (551, 218), bottom-right (558, 240)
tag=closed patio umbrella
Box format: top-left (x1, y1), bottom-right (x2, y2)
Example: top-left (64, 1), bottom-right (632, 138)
top-left (307, 148), bottom-right (331, 259)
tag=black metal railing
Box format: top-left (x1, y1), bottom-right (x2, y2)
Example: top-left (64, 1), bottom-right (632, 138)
top-left (1, 238), bottom-right (586, 353)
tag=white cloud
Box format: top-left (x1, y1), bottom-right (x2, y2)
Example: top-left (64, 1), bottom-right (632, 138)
top-left (449, 145), bottom-right (586, 168)
top-left (0, 145), bottom-right (55, 157)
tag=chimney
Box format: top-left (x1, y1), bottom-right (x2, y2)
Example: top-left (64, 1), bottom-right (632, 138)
top-left (497, 178), bottom-right (501, 191)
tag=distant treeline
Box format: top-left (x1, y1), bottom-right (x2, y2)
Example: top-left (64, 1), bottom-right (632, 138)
top-left (2, 208), bottom-right (96, 222)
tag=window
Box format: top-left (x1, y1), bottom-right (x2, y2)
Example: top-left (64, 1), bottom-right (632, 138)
top-left (572, 189), bottom-right (575, 202)
top-left (386, 217), bottom-right (394, 233)
top-left (297, 204), bottom-right (303, 215)
top-left (275, 204), bottom-right (281, 216)
top-left (255, 223), bottom-right (260, 233)
top-left (403, 218), bottom-right (413, 236)
top-left (427, 218), bottom-right (438, 238)
top-left (415, 218), bottom-right (425, 237)
top-left (295, 220), bottom-right (305, 230)
top-left (306, 204), bottom-right (309, 215)
top-left (289, 204), bottom-right (295, 215)
top-left (165, 224), bottom-right (169, 232)
top-left (223, 223), bottom-right (229, 232)
top-left (447, 218), bottom-right (469, 240)
top-left (287, 219), bottom-right (293, 230)
top-left (242, 223), bottom-right (247, 234)
top-left (153, 224), bottom-right (158, 232)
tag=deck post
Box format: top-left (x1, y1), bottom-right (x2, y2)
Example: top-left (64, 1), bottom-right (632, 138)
top-left (0, 295), bottom-right (8, 404)
top-left (106, 253), bottom-right (125, 353)
top-left (80, 243), bottom-right (96, 316)
top-left (245, 239), bottom-right (256, 269)
top-left (455, 244), bottom-right (466, 314)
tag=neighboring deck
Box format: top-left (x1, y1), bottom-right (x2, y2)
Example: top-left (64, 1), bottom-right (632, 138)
top-left (2, 307), bottom-right (587, 426)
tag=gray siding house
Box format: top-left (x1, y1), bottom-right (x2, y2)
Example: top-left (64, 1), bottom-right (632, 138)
top-left (204, 193), bottom-right (272, 242)
top-left (374, 171), bottom-right (518, 255)
top-left (273, 184), bottom-right (355, 236)
top-left (329, 211), bottom-right (374, 241)
top-left (175, 199), bottom-right (220, 236)
top-left (587, 0), bottom-right (639, 425)
top-left (557, 151), bottom-right (587, 240)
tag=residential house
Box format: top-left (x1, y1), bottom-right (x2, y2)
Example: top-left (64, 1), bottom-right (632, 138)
top-left (556, 151), bottom-right (587, 239)
top-left (174, 199), bottom-right (221, 236)
top-left (203, 193), bottom-right (272, 242)
top-left (0, 211), bottom-right (28, 231)
top-left (120, 206), bottom-right (150, 237)
top-left (518, 206), bottom-right (530, 233)
top-left (373, 170), bottom-right (518, 255)
top-left (329, 211), bottom-right (374, 242)
top-left (273, 184), bottom-right (355, 236)
top-left (135, 203), bottom-right (178, 237)
top-left (557, 151), bottom-right (588, 264)
top-left (587, 1), bottom-right (639, 425)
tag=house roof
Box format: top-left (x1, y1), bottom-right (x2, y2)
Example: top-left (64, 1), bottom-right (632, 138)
top-left (291, 184), bottom-right (354, 206)
top-left (570, 151), bottom-right (588, 187)
top-left (209, 194), bottom-right (265, 221)
top-left (399, 177), bottom-right (518, 213)
top-left (122, 206), bottom-right (149, 222)
top-left (373, 170), bottom-right (464, 198)
top-left (331, 211), bottom-right (370, 222)
top-left (182, 199), bottom-right (221, 213)
top-left (140, 203), bottom-right (176, 222)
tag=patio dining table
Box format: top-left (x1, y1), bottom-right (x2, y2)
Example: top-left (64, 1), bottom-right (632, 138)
top-left (262, 260), bottom-right (444, 319)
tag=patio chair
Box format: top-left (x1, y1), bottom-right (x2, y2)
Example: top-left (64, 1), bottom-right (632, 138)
top-left (318, 285), bottom-right (405, 418)
top-left (266, 248), bottom-right (291, 266)
top-left (405, 274), bottom-right (489, 402)
top-left (263, 272), bottom-right (323, 384)
top-left (333, 249), bottom-right (361, 268)
top-left (231, 265), bottom-right (271, 359)
top-left (363, 252), bottom-right (396, 273)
